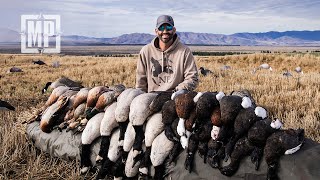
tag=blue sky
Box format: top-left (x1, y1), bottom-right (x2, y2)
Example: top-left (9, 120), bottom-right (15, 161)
top-left (1, 0), bottom-right (320, 37)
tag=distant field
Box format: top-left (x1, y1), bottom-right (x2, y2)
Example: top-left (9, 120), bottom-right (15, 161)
top-left (0, 52), bottom-right (319, 179)
top-left (0, 44), bottom-right (320, 55)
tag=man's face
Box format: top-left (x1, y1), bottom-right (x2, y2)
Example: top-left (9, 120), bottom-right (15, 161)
top-left (155, 23), bottom-right (176, 43)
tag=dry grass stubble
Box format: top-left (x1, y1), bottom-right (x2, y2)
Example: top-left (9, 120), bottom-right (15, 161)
top-left (0, 53), bottom-right (319, 179)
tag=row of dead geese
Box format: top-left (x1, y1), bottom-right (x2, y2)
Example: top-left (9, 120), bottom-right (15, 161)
top-left (29, 77), bottom-right (305, 180)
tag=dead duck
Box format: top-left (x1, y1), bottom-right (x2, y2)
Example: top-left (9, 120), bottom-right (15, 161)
top-left (87, 84), bottom-right (125, 119)
top-left (161, 100), bottom-right (179, 142)
top-left (0, 100), bottom-right (15, 111)
top-left (219, 118), bottom-right (283, 176)
top-left (149, 91), bottom-right (172, 114)
top-left (175, 91), bottom-right (198, 138)
top-left (39, 96), bottom-right (69, 133)
top-left (44, 86), bottom-right (70, 108)
top-left (185, 117), bottom-right (213, 173)
top-left (85, 86), bottom-right (110, 119)
top-left (224, 106), bottom-right (267, 161)
top-left (42, 77), bottom-right (83, 94)
top-left (264, 128), bottom-right (304, 180)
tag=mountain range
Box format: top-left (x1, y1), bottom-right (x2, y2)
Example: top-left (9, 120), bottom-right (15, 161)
top-left (1, 28), bottom-right (320, 46)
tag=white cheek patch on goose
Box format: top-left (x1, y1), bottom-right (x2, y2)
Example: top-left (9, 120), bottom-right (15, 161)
top-left (139, 167), bottom-right (148, 175)
top-left (96, 155), bottom-right (103, 162)
top-left (285, 143), bottom-right (303, 155)
top-left (211, 125), bottom-right (220, 140)
top-left (180, 130), bottom-right (191, 149)
top-left (271, 119), bottom-right (283, 129)
top-left (193, 92), bottom-right (204, 103)
top-left (216, 91), bottom-right (225, 102)
top-left (241, 97), bottom-right (252, 109)
top-left (255, 106), bottom-right (267, 119)
top-left (171, 89), bottom-right (187, 100)
top-left (80, 167), bottom-right (89, 174)
top-left (177, 118), bottom-right (186, 136)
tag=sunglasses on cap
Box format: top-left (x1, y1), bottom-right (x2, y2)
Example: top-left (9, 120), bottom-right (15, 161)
top-left (158, 24), bottom-right (173, 31)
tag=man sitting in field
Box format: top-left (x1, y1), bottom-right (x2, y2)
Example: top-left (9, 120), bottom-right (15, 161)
top-left (136, 15), bottom-right (199, 93)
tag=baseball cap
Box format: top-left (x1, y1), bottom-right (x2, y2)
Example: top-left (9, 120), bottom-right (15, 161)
top-left (156, 15), bottom-right (174, 28)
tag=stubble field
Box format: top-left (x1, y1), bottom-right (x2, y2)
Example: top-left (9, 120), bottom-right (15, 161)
top-left (0, 52), bottom-right (319, 179)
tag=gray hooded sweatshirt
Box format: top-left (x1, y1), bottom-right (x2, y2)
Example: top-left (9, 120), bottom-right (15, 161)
top-left (136, 34), bottom-right (199, 92)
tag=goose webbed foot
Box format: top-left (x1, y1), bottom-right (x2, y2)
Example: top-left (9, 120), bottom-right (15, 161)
top-left (251, 147), bottom-right (263, 170)
top-left (267, 163), bottom-right (279, 180)
top-left (184, 153), bottom-right (195, 173)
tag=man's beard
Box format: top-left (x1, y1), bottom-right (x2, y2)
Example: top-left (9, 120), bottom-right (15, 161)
top-left (158, 32), bottom-right (174, 43)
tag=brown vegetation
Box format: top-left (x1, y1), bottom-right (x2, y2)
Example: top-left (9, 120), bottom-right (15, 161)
top-left (0, 52), bottom-right (319, 179)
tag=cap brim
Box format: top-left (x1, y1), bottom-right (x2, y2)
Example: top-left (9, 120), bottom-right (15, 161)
top-left (156, 22), bottom-right (174, 29)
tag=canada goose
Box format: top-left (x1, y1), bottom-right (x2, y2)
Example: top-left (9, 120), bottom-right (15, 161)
top-left (150, 131), bottom-right (174, 180)
top-left (42, 77), bottom-right (84, 94)
top-left (8, 66), bottom-right (22, 73)
top-left (96, 102), bottom-right (119, 165)
top-left (129, 93), bottom-right (157, 162)
top-left (96, 128), bottom-right (121, 179)
top-left (80, 113), bottom-right (105, 174)
top-left (220, 65), bottom-right (231, 71)
top-left (252, 63), bottom-right (272, 74)
top-left (294, 66), bottom-right (303, 74)
top-left (32, 59), bottom-right (46, 65)
top-left (199, 67), bottom-right (213, 76)
top-left (139, 112), bottom-right (164, 177)
top-left (0, 100), bottom-right (15, 111)
top-left (115, 88), bottom-right (144, 147)
top-left (283, 70), bottom-right (293, 78)
top-left (52, 61), bottom-right (60, 68)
